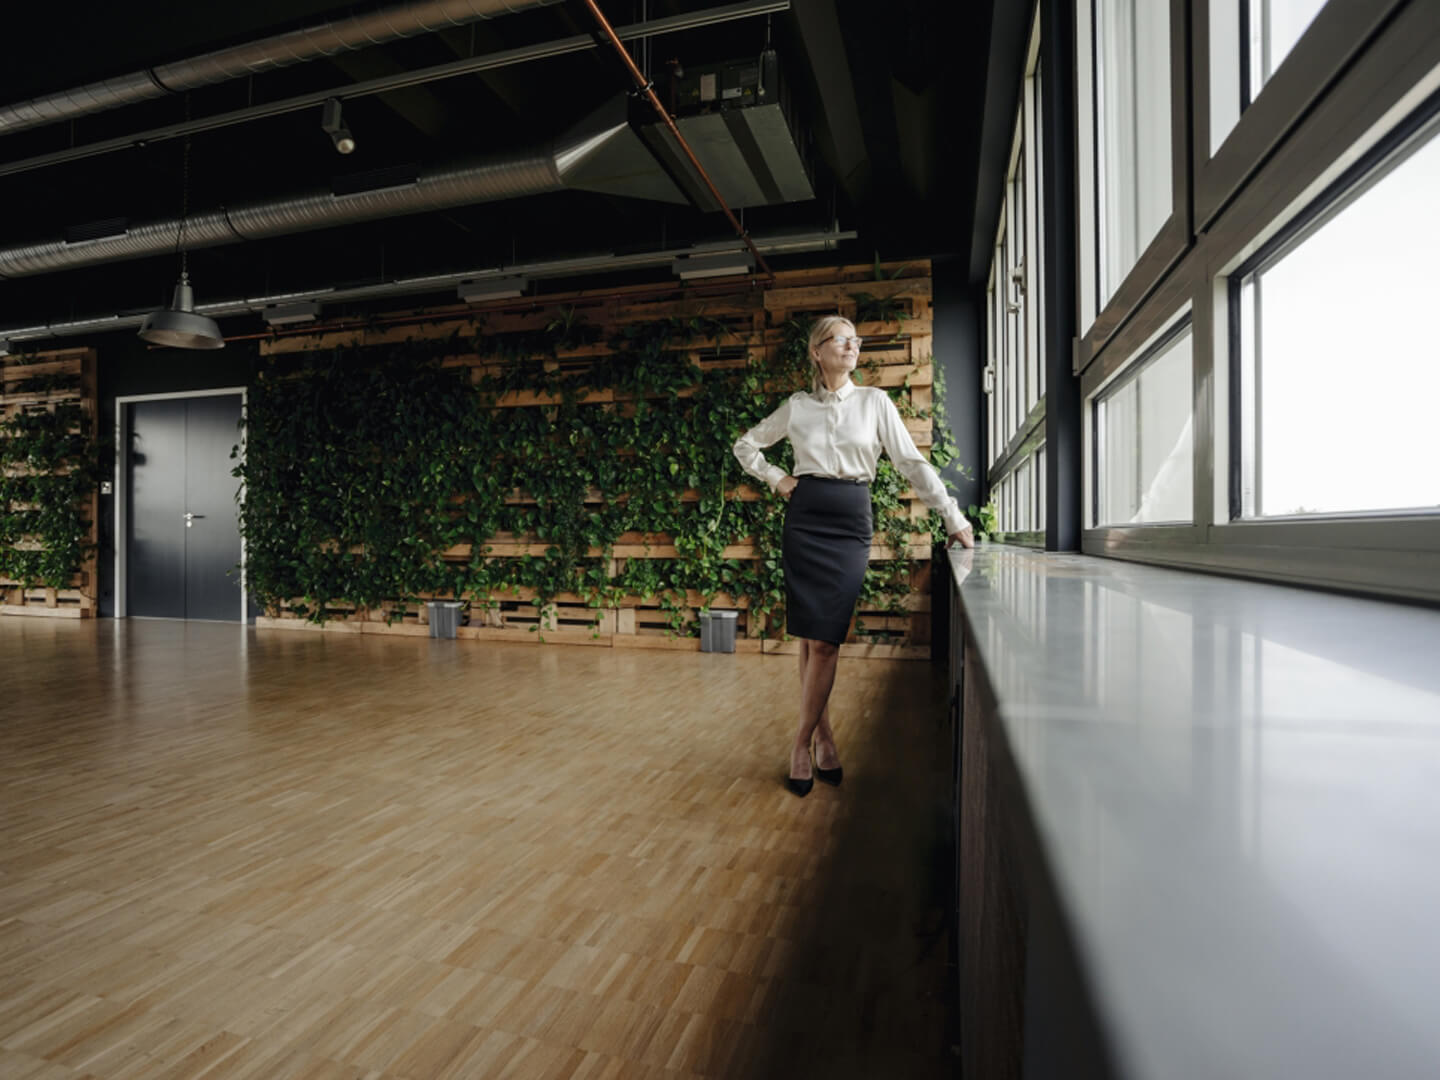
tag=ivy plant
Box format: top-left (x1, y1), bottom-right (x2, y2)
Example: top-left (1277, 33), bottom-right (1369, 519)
top-left (0, 401), bottom-right (102, 589)
top-left (235, 305), bottom-right (964, 640)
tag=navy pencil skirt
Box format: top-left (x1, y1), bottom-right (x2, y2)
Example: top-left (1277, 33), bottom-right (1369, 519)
top-left (782, 475), bottom-right (873, 646)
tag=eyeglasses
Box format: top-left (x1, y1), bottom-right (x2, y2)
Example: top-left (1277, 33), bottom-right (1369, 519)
top-left (828, 334), bottom-right (863, 348)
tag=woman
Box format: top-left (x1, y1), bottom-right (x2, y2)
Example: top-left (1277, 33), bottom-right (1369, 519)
top-left (734, 315), bottom-right (975, 797)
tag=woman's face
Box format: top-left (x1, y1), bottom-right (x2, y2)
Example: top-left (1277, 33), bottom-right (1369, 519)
top-left (813, 322), bottom-right (859, 383)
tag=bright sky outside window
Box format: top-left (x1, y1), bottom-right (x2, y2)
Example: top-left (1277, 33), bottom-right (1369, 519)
top-left (1097, 326), bottom-right (1193, 526)
top-left (1240, 116), bottom-right (1440, 518)
top-left (1095, 0), bottom-right (1171, 305)
top-left (1211, 0), bottom-right (1327, 153)
top-left (1249, 0), bottom-right (1327, 93)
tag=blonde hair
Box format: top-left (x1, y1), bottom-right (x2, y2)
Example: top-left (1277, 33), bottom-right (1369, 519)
top-left (806, 315), bottom-right (856, 393)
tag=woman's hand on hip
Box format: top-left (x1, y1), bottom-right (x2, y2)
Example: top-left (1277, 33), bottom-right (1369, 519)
top-left (776, 475), bottom-right (798, 499)
top-left (948, 524), bottom-right (975, 549)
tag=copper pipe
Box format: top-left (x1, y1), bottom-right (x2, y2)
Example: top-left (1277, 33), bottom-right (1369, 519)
top-left (577, 0), bottom-right (776, 284)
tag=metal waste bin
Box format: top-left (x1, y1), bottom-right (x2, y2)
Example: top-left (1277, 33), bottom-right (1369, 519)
top-left (426, 601), bottom-right (465, 639)
top-left (699, 609), bottom-right (738, 653)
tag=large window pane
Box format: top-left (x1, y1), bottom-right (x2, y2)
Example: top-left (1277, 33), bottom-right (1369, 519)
top-left (987, 280), bottom-right (999, 467)
top-left (1095, 0), bottom-right (1172, 305)
top-left (1239, 113), bottom-right (1440, 518)
top-left (1037, 446), bottom-right (1047, 532)
top-left (1033, 63), bottom-right (1047, 401)
top-left (1096, 326), bottom-right (1193, 525)
top-left (1017, 459), bottom-right (1032, 533)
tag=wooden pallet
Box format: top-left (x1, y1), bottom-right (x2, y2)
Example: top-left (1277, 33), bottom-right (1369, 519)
top-left (0, 348), bottom-right (98, 619)
top-left (0, 585), bottom-right (94, 618)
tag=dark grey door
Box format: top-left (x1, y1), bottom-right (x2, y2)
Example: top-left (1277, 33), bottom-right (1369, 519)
top-left (127, 395), bottom-right (243, 620)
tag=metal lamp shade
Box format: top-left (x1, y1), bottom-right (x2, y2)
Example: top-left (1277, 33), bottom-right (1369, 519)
top-left (138, 278), bottom-right (225, 350)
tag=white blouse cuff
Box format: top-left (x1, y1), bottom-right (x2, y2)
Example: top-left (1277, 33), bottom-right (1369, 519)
top-left (941, 504), bottom-right (971, 537)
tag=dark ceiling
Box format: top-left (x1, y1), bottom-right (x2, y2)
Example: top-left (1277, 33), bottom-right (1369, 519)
top-left (1, 0), bottom-right (1007, 334)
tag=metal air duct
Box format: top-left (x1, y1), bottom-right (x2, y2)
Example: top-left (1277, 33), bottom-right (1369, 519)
top-left (0, 98), bottom-right (687, 278)
top-left (0, 0), bottom-right (563, 138)
top-left (0, 226), bottom-right (856, 346)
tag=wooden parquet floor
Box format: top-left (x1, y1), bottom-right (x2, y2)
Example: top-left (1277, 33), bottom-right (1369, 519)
top-left (0, 618), bottom-right (955, 1079)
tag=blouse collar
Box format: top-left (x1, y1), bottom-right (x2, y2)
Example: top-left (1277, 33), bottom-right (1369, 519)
top-left (815, 379), bottom-right (856, 404)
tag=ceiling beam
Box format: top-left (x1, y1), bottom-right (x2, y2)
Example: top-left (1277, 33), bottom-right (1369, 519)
top-left (787, 0), bottom-right (870, 204)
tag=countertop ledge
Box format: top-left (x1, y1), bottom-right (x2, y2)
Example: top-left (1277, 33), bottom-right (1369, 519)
top-left (948, 544), bottom-right (1440, 1080)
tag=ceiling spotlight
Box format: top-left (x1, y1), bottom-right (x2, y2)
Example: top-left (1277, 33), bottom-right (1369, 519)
top-left (672, 251), bottom-right (755, 280)
top-left (458, 276), bottom-right (529, 303)
top-left (322, 98), bottom-right (355, 155)
top-left (262, 301), bottom-right (321, 327)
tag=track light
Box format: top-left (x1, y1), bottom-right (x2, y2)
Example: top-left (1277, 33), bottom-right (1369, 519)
top-left (672, 251), bottom-right (754, 280)
top-left (322, 98), bottom-right (355, 155)
top-left (262, 301), bottom-right (320, 327)
top-left (458, 276), bottom-right (529, 303)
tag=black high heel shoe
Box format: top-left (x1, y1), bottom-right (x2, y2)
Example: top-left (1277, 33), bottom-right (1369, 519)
top-left (786, 749), bottom-right (814, 797)
top-left (814, 738), bottom-right (843, 786)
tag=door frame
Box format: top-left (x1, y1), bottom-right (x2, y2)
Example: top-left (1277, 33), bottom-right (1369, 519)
top-left (115, 387), bottom-right (248, 621)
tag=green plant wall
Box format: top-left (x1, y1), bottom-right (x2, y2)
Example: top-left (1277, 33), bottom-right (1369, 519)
top-left (236, 310), bottom-right (956, 638)
top-left (0, 361), bottom-right (101, 591)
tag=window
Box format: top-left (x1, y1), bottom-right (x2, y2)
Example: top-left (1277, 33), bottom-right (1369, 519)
top-left (1210, 0), bottom-right (1328, 152)
top-left (1094, 319), bottom-right (1193, 526)
top-left (1016, 458), bottom-right (1033, 533)
top-left (984, 7), bottom-right (1048, 546)
top-left (1076, 0), bottom-right (1440, 598)
top-left (1233, 101), bottom-right (1440, 519)
top-left (1036, 446), bottom-right (1047, 533)
top-left (1093, 0), bottom-right (1173, 306)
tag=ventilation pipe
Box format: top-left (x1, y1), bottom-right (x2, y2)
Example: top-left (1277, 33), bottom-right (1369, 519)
top-left (0, 225), bottom-right (856, 346)
top-left (0, 97), bottom-right (689, 279)
top-left (0, 0), bottom-right (563, 138)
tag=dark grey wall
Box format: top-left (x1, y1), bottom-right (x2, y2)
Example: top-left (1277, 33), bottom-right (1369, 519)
top-left (97, 333), bottom-right (257, 617)
top-left (1041, 0), bottom-right (1080, 551)
top-left (932, 257), bottom-right (984, 514)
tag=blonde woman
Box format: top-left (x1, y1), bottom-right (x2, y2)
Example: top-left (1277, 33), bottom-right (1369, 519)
top-left (734, 315), bottom-right (974, 796)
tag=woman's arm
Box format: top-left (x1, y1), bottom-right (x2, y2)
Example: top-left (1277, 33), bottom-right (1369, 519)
top-left (876, 392), bottom-right (974, 543)
top-left (733, 397), bottom-right (793, 492)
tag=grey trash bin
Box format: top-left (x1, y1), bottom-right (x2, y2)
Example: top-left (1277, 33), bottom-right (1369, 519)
top-left (699, 609), bottom-right (738, 653)
top-left (427, 601), bottom-right (465, 639)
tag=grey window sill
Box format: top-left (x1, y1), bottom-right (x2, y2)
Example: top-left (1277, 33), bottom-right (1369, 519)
top-left (949, 543), bottom-right (1440, 1079)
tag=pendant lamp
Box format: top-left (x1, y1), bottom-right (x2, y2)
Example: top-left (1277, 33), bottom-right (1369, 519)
top-left (138, 271), bottom-right (224, 350)
top-left (139, 135), bottom-right (224, 350)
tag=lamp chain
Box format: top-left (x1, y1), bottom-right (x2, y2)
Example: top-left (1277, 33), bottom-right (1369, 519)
top-left (175, 95), bottom-right (192, 281)
top-left (176, 138), bottom-right (191, 279)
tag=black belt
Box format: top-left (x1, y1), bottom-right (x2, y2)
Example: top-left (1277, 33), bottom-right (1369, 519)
top-left (799, 474), bottom-right (869, 485)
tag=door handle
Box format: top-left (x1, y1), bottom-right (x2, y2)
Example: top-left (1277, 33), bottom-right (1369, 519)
top-left (185, 512), bottom-right (205, 527)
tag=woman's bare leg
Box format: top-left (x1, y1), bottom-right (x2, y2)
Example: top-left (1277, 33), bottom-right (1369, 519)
top-left (790, 638), bottom-right (840, 779)
top-left (798, 640), bottom-right (842, 770)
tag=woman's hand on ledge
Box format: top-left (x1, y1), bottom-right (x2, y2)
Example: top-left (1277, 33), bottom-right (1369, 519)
top-left (948, 525), bottom-right (975, 549)
top-left (776, 475), bottom-right (798, 499)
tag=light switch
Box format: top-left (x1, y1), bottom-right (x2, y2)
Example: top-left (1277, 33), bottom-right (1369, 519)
top-left (100, 481), bottom-right (113, 495)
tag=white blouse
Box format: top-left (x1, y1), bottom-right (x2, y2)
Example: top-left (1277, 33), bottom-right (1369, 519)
top-left (733, 379), bottom-right (971, 536)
